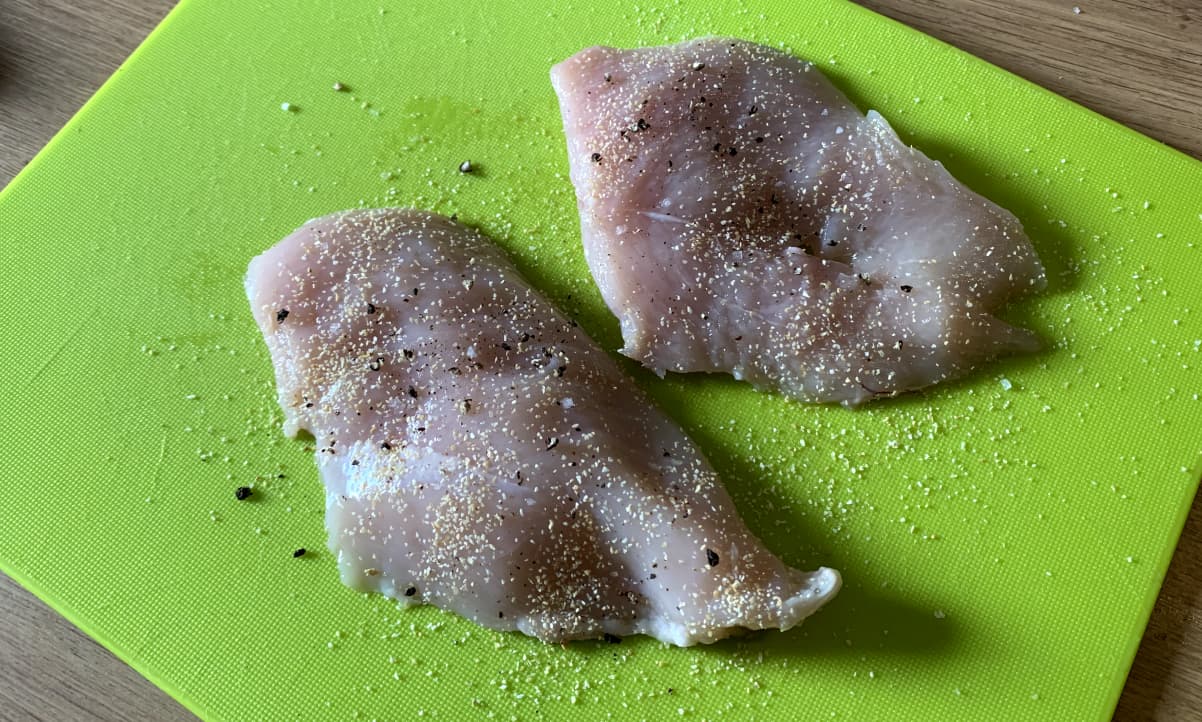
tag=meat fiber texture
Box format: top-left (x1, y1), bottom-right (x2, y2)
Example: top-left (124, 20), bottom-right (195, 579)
top-left (246, 209), bottom-right (839, 645)
top-left (552, 38), bottom-right (1046, 406)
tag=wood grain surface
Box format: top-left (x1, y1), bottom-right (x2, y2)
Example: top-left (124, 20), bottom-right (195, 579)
top-left (1, 1), bottom-right (1199, 719)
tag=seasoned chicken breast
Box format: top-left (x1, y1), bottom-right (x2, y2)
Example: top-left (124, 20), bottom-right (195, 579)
top-left (246, 209), bottom-right (839, 645)
top-left (552, 38), bottom-right (1046, 406)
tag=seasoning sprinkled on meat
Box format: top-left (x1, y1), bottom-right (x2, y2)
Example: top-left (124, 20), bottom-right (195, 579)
top-left (245, 208), bottom-right (839, 646)
top-left (551, 38), bottom-right (1046, 406)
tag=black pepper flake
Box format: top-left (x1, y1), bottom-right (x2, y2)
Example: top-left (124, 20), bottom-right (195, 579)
top-left (276, 308), bottom-right (289, 323)
top-left (381, 441), bottom-right (392, 450)
top-left (546, 437), bottom-right (559, 450)
top-left (727, 146), bottom-right (737, 156)
top-left (235, 486), bottom-right (253, 501)
top-left (404, 586), bottom-right (417, 597)
top-left (292, 548), bottom-right (306, 558)
top-left (367, 302), bottom-right (377, 314)
top-left (705, 548), bottom-right (720, 567)
top-left (827, 239), bottom-right (838, 247)
top-left (591, 152), bottom-right (602, 163)
top-left (747, 104), bottom-right (758, 115)
top-left (649, 573), bottom-right (657, 579)
top-left (408, 386), bottom-right (418, 398)
top-left (900, 285), bottom-right (913, 293)
top-left (635, 118), bottom-right (649, 131)
top-left (369, 356), bottom-right (384, 371)
top-left (402, 349), bottom-right (414, 359)
top-left (603, 633), bottom-right (622, 644)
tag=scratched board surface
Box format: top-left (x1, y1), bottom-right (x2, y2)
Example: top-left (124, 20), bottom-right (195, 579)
top-left (1, 0), bottom-right (1201, 719)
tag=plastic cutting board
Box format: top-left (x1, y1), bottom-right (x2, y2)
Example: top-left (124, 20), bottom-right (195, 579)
top-left (2, 1), bottom-right (1201, 719)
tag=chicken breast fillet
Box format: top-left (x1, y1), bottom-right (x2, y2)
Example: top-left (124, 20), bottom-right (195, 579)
top-left (246, 209), bottom-right (839, 645)
top-left (551, 38), bottom-right (1046, 406)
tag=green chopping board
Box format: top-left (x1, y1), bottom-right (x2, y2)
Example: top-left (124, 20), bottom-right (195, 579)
top-left (2, 0), bottom-right (1201, 719)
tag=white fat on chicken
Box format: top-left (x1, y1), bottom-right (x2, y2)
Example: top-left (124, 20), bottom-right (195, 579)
top-left (552, 38), bottom-right (1047, 406)
top-left (246, 209), bottom-right (839, 645)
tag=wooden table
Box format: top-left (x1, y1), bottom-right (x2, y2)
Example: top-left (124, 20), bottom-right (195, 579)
top-left (1, 0), bottom-right (1199, 718)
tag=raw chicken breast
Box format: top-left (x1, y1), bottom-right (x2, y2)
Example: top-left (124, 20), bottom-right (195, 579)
top-left (551, 38), bottom-right (1046, 406)
top-left (246, 209), bottom-right (839, 645)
